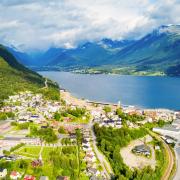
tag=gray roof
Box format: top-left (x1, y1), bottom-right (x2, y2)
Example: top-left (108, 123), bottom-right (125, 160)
top-left (0, 168), bottom-right (6, 172)
top-left (40, 176), bottom-right (49, 180)
top-left (160, 125), bottom-right (180, 132)
top-left (133, 144), bottom-right (151, 153)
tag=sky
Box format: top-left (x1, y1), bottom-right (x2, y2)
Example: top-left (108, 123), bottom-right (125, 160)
top-left (0, 0), bottom-right (179, 51)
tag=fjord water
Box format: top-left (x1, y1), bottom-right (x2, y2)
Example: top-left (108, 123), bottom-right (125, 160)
top-left (39, 71), bottom-right (180, 110)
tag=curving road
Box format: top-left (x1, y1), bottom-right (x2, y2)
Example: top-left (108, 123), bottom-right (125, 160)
top-left (161, 140), bottom-right (174, 180)
top-left (149, 131), bottom-right (174, 180)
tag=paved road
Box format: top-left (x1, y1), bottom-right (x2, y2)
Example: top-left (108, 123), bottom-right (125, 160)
top-left (161, 142), bottom-right (174, 180)
top-left (174, 145), bottom-right (180, 180)
top-left (149, 131), bottom-right (174, 180)
top-left (90, 121), bottom-right (114, 179)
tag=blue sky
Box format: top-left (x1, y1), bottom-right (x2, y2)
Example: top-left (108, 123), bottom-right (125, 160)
top-left (0, 0), bottom-right (179, 51)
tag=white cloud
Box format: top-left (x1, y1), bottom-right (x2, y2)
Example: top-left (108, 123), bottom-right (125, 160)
top-left (0, 0), bottom-right (179, 51)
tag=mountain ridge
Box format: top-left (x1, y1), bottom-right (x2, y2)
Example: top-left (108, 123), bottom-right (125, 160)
top-left (7, 25), bottom-right (180, 76)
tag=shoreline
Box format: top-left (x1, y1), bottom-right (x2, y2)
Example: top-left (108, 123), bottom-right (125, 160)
top-left (37, 69), bottom-right (180, 78)
top-left (60, 88), bottom-right (179, 112)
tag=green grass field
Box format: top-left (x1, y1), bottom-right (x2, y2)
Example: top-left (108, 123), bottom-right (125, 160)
top-left (14, 145), bottom-right (62, 160)
top-left (15, 146), bottom-right (41, 159)
top-left (42, 146), bottom-right (62, 160)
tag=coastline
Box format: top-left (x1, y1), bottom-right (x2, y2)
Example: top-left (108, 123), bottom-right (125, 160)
top-left (60, 88), bottom-right (117, 111)
top-left (60, 87), bottom-right (179, 112)
top-left (36, 68), bottom-right (166, 77)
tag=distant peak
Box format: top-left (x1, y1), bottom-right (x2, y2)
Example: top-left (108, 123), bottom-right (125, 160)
top-left (155, 24), bottom-right (180, 35)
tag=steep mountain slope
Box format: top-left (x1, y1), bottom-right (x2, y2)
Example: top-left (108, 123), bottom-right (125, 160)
top-left (7, 47), bottom-right (33, 66)
top-left (48, 52), bottom-right (77, 67)
top-left (38, 47), bottom-right (66, 66)
top-left (98, 38), bottom-right (135, 51)
top-left (109, 25), bottom-right (180, 74)
top-left (68, 42), bottom-right (112, 66)
top-left (0, 45), bottom-right (59, 100)
top-left (46, 42), bottom-right (114, 68)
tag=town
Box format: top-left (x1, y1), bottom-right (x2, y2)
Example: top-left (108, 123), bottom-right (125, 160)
top-left (0, 90), bottom-right (179, 180)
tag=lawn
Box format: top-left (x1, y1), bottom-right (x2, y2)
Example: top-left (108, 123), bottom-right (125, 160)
top-left (14, 146), bottom-right (41, 159)
top-left (14, 145), bottom-right (62, 160)
top-left (42, 146), bottom-right (61, 160)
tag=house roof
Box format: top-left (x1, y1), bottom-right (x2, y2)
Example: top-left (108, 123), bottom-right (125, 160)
top-left (10, 171), bottom-right (20, 177)
top-left (0, 168), bottom-right (6, 172)
top-left (133, 144), bottom-right (151, 153)
top-left (40, 176), bottom-right (49, 180)
top-left (88, 167), bottom-right (97, 174)
top-left (24, 175), bottom-right (36, 180)
top-left (56, 176), bottom-right (69, 180)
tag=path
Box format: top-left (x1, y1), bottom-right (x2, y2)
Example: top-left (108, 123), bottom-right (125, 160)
top-left (41, 78), bottom-right (48, 89)
top-left (39, 146), bottom-right (43, 159)
top-left (44, 78), bottom-right (48, 88)
top-left (174, 145), bottom-right (180, 180)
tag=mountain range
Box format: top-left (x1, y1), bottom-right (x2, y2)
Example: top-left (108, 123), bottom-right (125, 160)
top-left (8, 25), bottom-right (180, 76)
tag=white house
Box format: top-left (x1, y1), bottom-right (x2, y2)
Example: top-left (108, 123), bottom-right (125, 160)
top-left (0, 168), bottom-right (7, 178)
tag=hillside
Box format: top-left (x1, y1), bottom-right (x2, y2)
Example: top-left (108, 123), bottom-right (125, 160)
top-left (108, 25), bottom-right (180, 75)
top-left (0, 45), bottom-right (59, 101)
top-left (7, 46), bottom-right (33, 66)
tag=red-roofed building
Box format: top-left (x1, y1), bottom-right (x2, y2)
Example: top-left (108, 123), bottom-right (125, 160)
top-left (10, 171), bottom-right (21, 179)
top-left (24, 175), bottom-right (36, 180)
top-left (31, 159), bottom-right (42, 168)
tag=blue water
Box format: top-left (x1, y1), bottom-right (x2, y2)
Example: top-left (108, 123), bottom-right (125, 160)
top-left (39, 71), bottom-right (180, 110)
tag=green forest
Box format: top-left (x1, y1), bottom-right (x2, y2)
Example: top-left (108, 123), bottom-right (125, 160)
top-left (93, 124), bottom-right (166, 180)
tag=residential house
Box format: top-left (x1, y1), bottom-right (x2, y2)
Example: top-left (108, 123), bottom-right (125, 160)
top-left (18, 119), bottom-right (28, 124)
top-left (10, 171), bottom-right (21, 180)
top-left (85, 153), bottom-right (96, 162)
top-left (155, 146), bottom-right (160, 150)
top-left (132, 144), bottom-right (151, 156)
top-left (40, 176), bottom-right (49, 180)
top-left (83, 145), bottom-right (92, 151)
top-left (0, 168), bottom-right (7, 178)
top-left (24, 175), bottom-right (36, 180)
top-left (31, 159), bottom-right (42, 168)
top-left (56, 176), bottom-right (70, 180)
top-left (87, 168), bottom-right (100, 176)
